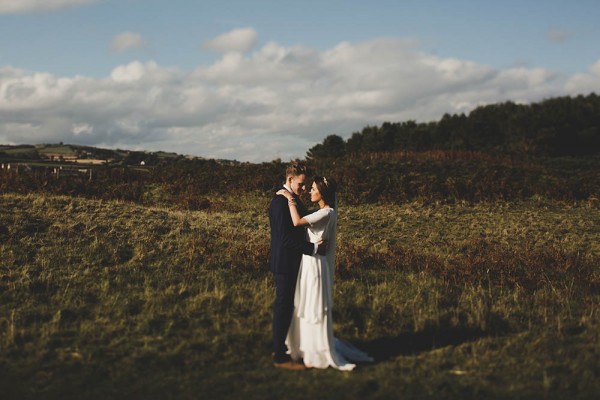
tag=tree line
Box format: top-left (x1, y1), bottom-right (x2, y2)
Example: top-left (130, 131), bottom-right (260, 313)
top-left (307, 93), bottom-right (600, 160)
top-left (2, 153), bottom-right (598, 208)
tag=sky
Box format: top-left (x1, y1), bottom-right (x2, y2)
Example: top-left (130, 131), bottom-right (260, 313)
top-left (1, 0), bottom-right (599, 162)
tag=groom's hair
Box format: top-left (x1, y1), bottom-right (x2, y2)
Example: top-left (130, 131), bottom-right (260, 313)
top-left (285, 161), bottom-right (309, 178)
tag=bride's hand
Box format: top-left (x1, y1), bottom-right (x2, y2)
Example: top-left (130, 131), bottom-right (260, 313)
top-left (276, 189), bottom-right (293, 200)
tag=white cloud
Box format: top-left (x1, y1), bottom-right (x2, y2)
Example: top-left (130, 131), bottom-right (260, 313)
top-left (110, 32), bottom-right (145, 53)
top-left (565, 60), bottom-right (600, 93)
top-left (203, 27), bottom-right (258, 53)
top-left (72, 123), bottom-right (93, 136)
top-left (0, 36), bottom-right (590, 162)
top-left (0, 0), bottom-right (97, 14)
top-left (109, 61), bottom-right (168, 83)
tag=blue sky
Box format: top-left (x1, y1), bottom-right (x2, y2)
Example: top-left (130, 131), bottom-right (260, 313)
top-left (1, 0), bottom-right (599, 161)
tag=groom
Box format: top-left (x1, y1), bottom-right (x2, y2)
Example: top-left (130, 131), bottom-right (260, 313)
top-left (268, 161), bottom-right (326, 370)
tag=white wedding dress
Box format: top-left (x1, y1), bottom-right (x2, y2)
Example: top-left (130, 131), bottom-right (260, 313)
top-left (286, 207), bottom-right (373, 371)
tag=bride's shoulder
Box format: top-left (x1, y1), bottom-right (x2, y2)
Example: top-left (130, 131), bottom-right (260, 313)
top-left (322, 207), bottom-right (336, 218)
top-left (317, 207), bottom-right (335, 214)
top-left (308, 207), bottom-right (333, 218)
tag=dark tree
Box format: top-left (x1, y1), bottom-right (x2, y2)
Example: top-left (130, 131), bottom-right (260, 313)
top-left (307, 134), bottom-right (346, 160)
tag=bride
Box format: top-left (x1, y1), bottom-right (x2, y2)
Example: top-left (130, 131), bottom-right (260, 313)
top-left (277, 176), bottom-right (373, 371)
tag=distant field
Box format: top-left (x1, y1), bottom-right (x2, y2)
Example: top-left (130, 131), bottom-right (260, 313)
top-left (37, 145), bottom-right (76, 155)
top-left (73, 159), bottom-right (111, 165)
top-left (154, 151), bottom-right (180, 158)
top-left (0, 193), bottom-right (598, 399)
top-left (2, 146), bottom-right (37, 155)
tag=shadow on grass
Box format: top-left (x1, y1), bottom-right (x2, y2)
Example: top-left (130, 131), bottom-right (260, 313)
top-left (356, 326), bottom-right (489, 363)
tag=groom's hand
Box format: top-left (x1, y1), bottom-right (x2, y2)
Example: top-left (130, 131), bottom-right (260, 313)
top-left (316, 240), bottom-right (328, 255)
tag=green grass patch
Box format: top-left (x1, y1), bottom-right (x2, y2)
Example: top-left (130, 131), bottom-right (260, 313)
top-left (0, 193), bottom-right (598, 399)
top-left (37, 145), bottom-right (76, 155)
top-left (2, 146), bottom-right (38, 155)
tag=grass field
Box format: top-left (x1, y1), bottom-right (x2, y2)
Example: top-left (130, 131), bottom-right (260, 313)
top-left (0, 193), bottom-right (598, 399)
top-left (36, 145), bottom-right (77, 156)
top-left (1, 146), bottom-right (38, 157)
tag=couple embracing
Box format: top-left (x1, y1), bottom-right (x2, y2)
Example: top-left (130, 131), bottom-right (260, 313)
top-left (268, 162), bottom-right (372, 371)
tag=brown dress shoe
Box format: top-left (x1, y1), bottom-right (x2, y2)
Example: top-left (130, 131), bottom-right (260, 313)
top-left (273, 361), bottom-right (307, 371)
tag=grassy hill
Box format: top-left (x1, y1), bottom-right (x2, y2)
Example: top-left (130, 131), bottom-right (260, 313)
top-left (0, 143), bottom-right (188, 166)
top-left (0, 193), bottom-right (598, 399)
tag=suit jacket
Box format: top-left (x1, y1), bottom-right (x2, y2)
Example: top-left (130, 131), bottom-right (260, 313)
top-left (268, 188), bottom-right (314, 275)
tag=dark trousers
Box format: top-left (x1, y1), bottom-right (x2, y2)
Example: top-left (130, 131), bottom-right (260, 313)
top-left (272, 272), bottom-right (298, 363)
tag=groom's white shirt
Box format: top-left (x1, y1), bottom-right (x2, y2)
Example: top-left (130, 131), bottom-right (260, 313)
top-left (283, 184), bottom-right (318, 256)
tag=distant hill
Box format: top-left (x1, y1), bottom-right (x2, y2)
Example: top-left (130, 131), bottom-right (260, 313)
top-left (0, 143), bottom-right (211, 166)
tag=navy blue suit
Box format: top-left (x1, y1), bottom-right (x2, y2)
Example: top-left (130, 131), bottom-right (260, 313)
top-left (268, 189), bottom-right (314, 362)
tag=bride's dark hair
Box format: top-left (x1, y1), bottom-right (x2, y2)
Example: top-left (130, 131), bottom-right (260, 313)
top-left (314, 176), bottom-right (337, 208)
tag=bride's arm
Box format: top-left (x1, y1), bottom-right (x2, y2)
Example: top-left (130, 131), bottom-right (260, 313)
top-left (288, 201), bottom-right (310, 227)
top-left (276, 190), bottom-right (310, 226)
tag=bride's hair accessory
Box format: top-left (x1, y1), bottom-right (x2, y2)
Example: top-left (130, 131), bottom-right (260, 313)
top-left (315, 176), bottom-right (337, 208)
